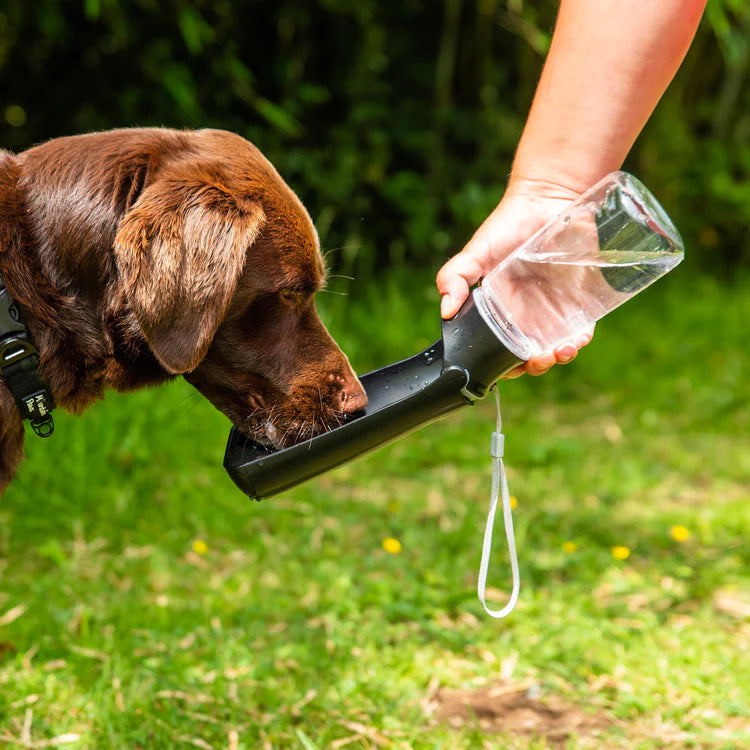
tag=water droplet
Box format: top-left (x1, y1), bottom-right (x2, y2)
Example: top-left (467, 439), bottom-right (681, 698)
top-left (563, 215), bottom-right (571, 224)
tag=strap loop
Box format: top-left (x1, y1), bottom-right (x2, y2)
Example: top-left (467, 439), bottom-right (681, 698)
top-left (31, 415), bottom-right (54, 438)
top-left (477, 388), bottom-right (520, 619)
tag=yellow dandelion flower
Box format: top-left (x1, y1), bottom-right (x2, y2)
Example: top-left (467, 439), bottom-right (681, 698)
top-left (382, 537), bottom-right (402, 554)
top-left (562, 541), bottom-right (578, 554)
top-left (611, 545), bottom-right (630, 561)
top-left (670, 525), bottom-right (690, 543)
top-left (192, 539), bottom-right (209, 555)
top-left (509, 496), bottom-right (518, 510)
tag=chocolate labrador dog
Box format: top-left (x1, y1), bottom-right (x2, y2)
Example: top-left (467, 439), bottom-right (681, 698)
top-left (0, 128), bottom-right (368, 493)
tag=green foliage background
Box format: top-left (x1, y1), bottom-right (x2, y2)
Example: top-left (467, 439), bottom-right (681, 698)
top-left (1, 0), bottom-right (749, 275)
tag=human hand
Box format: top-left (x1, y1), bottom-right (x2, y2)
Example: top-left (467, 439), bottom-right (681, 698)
top-left (436, 179), bottom-right (595, 378)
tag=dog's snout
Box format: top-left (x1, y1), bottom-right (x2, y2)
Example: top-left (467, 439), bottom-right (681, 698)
top-left (338, 378), bottom-right (368, 414)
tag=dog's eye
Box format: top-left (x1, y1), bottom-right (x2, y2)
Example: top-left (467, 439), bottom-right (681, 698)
top-left (280, 289), bottom-right (303, 305)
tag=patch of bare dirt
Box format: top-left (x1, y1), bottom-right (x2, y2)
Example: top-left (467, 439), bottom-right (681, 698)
top-left (427, 681), bottom-right (614, 747)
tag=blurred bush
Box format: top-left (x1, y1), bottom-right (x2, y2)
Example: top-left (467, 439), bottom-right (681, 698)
top-left (0, 0), bottom-right (747, 274)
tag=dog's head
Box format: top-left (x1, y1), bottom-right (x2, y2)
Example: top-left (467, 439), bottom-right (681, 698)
top-left (113, 129), bottom-right (367, 448)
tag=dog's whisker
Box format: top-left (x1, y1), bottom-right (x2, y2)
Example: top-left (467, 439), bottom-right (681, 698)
top-left (277, 421), bottom-right (294, 448)
top-left (168, 390), bottom-right (205, 417)
top-left (322, 244), bottom-right (361, 262)
top-left (166, 391), bottom-right (209, 426)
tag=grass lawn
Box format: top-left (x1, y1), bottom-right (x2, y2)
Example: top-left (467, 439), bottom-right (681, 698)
top-left (1, 267), bottom-right (749, 749)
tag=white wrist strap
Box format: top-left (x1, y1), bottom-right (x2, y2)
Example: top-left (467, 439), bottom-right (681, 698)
top-left (477, 388), bottom-right (520, 618)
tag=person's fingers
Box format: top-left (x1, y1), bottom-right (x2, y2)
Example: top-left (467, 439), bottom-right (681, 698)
top-left (501, 364), bottom-right (527, 379)
top-left (523, 351), bottom-right (557, 376)
top-left (575, 325), bottom-right (595, 349)
top-left (554, 343), bottom-right (578, 364)
top-left (501, 330), bottom-right (594, 379)
top-left (436, 250), bottom-right (484, 319)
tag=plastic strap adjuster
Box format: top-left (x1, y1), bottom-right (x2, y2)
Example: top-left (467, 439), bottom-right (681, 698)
top-left (490, 431), bottom-right (504, 458)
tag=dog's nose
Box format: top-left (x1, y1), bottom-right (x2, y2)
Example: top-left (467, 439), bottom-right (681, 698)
top-left (338, 380), bottom-right (368, 414)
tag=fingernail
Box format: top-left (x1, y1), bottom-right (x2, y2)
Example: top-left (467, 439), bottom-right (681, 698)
top-left (440, 294), bottom-right (452, 318)
top-left (557, 344), bottom-right (576, 362)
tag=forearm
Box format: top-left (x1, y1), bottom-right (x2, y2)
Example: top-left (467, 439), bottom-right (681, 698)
top-left (511, 0), bottom-right (707, 194)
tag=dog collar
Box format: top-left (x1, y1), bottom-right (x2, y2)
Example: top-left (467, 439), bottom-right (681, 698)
top-left (0, 274), bottom-right (54, 437)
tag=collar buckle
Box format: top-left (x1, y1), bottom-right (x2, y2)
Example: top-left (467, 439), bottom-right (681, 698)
top-left (0, 334), bottom-right (39, 368)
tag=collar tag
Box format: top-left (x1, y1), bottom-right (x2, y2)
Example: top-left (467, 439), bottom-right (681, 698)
top-left (23, 389), bottom-right (53, 420)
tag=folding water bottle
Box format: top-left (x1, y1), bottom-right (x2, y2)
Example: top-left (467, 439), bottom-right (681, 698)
top-left (224, 171), bottom-right (684, 500)
top-left (473, 171), bottom-right (684, 359)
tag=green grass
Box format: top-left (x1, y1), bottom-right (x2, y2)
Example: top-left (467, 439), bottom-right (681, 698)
top-left (1, 268), bottom-right (749, 749)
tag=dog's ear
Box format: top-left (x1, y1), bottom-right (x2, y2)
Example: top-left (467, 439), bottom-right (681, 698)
top-left (114, 175), bottom-right (265, 373)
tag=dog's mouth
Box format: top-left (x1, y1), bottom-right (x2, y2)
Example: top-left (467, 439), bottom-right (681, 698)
top-left (244, 409), bottom-right (353, 451)
top-left (215, 377), bottom-right (367, 452)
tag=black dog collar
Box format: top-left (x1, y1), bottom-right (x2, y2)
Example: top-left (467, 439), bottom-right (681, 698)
top-left (0, 274), bottom-right (54, 437)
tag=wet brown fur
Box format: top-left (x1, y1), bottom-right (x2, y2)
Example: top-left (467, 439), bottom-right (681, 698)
top-left (0, 127), bottom-right (367, 494)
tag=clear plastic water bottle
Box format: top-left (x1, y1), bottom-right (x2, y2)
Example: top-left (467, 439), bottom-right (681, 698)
top-left (474, 171), bottom-right (684, 359)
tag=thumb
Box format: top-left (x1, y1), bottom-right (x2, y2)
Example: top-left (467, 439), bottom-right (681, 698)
top-left (436, 250), bottom-right (484, 319)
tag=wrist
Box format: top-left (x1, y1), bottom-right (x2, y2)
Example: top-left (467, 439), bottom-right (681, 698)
top-left (501, 175), bottom-right (585, 214)
top-left (507, 169), bottom-right (608, 203)
top-left (510, 125), bottom-right (626, 198)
